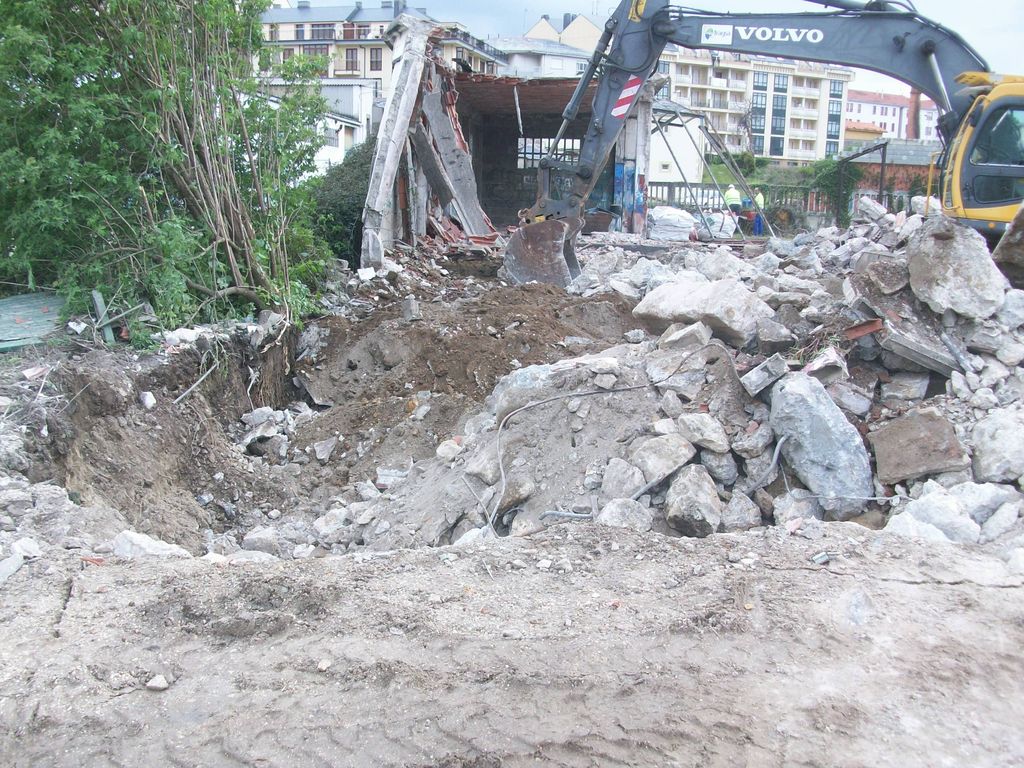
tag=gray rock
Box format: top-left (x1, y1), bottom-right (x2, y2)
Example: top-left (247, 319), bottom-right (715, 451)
top-left (313, 437), bottom-right (338, 463)
top-left (721, 492), bottom-right (762, 531)
top-left (313, 508), bottom-right (357, 545)
top-left (657, 321), bottom-right (713, 352)
top-left (675, 413), bottom-right (730, 453)
top-left (884, 512), bottom-right (950, 543)
top-left (827, 382), bottom-right (873, 417)
top-left (907, 216), bottom-right (1007, 320)
top-left (139, 391), bottom-right (157, 411)
top-left (0, 553), bottom-right (25, 585)
top-left (701, 449), bottom-right (739, 486)
top-left (665, 465), bottom-right (723, 537)
top-left (770, 373), bottom-right (873, 519)
top-left (911, 196), bottom-right (942, 217)
top-left (980, 502), bottom-right (1021, 543)
top-left (464, 442), bottom-right (500, 485)
top-left (242, 407), bottom-right (277, 427)
top-left (600, 458), bottom-right (646, 504)
top-left (772, 490), bottom-right (824, 525)
top-left (623, 329), bottom-right (647, 344)
top-left (857, 196), bottom-right (889, 222)
top-left (868, 408), bottom-right (969, 484)
top-left (740, 353), bottom-right (789, 396)
top-left (732, 409), bottom-right (774, 459)
top-left (225, 550), bottom-right (280, 565)
top-left (881, 373), bottom-right (930, 402)
top-left (633, 277), bottom-right (775, 346)
top-left (660, 391), bottom-right (685, 418)
top-left (997, 289), bottom-right (1024, 329)
top-left (10, 537), bottom-right (42, 559)
top-left (972, 408), bottom-right (1024, 482)
top-left (738, 447), bottom-right (779, 493)
top-left (111, 531), bottom-right (191, 559)
top-left (146, 675), bottom-right (170, 692)
top-left (901, 489), bottom-right (981, 544)
top-left (595, 499), bottom-right (654, 532)
top-left (756, 319), bottom-right (796, 356)
top-left (242, 526), bottom-right (282, 556)
top-left (947, 482), bottom-right (1023, 525)
top-left (629, 435), bottom-right (697, 484)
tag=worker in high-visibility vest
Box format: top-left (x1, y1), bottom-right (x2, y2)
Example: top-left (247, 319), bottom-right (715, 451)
top-left (753, 187), bottom-right (766, 236)
top-left (724, 184), bottom-right (742, 217)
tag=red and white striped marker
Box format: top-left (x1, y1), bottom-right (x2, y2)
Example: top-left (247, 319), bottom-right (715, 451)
top-left (611, 76), bottom-right (644, 119)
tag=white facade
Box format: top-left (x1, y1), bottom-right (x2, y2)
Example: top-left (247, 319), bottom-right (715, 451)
top-left (649, 119), bottom-right (707, 185)
top-left (846, 90), bottom-right (940, 140)
top-left (493, 37), bottom-right (590, 79)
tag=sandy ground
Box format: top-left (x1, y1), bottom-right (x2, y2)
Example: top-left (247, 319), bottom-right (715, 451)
top-left (2, 522), bottom-right (1022, 767)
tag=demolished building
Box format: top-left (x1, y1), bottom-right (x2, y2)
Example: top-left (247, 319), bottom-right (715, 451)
top-left (360, 14), bottom-right (656, 267)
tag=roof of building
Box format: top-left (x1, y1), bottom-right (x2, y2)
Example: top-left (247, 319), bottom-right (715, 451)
top-left (845, 120), bottom-right (886, 133)
top-left (533, 13), bottom-right (603, 33)
top-left (495, 36), bottom-right (591, 57)
top-left (847, 89), bottom-right (938, 110)
top-left (262, 4), bottom-right (431, 24)
top-left (844, 138), bottom-right (943, 166)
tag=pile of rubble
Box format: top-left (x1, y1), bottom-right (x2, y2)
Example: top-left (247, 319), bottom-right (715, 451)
top-left (300, 195), bottom-right (1023, 573)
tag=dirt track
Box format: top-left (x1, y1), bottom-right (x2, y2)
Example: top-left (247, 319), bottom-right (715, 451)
top-left (2, 523), bottom-right (1021, 767)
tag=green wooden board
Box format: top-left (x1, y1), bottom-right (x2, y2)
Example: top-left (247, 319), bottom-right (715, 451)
top-left (0, 292), bottom-right (66, 352)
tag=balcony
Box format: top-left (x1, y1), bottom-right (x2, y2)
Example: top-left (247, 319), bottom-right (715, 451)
top-left (787, 148), bottom-right (818, 160)
top-left (789, 127), bottom-right (818, 139)
top-left (728, 100), bottom-right (747, 111)
top-left (791, 85), bottom-right (821, 98)
top-left (676, 74), bottom-right (692, 84)
top-left (728, 79), bottom-right (748, 90)
top-left (442, 28), bottom-right (509, 63)
top-left (710, 76), bottom-right (728, 88)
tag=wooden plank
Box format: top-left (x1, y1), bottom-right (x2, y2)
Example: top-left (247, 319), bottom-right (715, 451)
top-left (0, 293), bottom-right (66, 352)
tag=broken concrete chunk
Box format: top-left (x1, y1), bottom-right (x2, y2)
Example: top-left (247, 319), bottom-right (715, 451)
top-left (464, 443), bottom-right (500, 486)
top-left (700, 449), bottom-right (739, 486)
top-left (595, 499), bottom-right (654, 532)
top-left (721, 492), bottom-right (762, 532)
top-left (756, 319), bottom-right (796, 356)
top-left (803, 348), bottom-right (849, 385)
top-left (947, 482), bottom-right (1024, 526)
top-left (900, 488), bottom-right (981, 544)
top-left (740, 353), bottom-right (789, 396)
top-left (0, 553), bottom-right (25, 586)
top-left (907, 217), bottom-right (1008, 320)
top-left (665, 465), bottom-right (723, 538)
top-left (884, 511), bottom-right (951, 543)
top-left (880, 373), bottom-right (930, 402)
top-left (675, 413), bottom-right (730, 453)
top-left (772, 490), bottom-right (824, 525)
top-left (629, 435), bottom-right (696, 484)
top-left (997, 289), bottom-right (1024, 329)
top-left (313, 437), bottom-right (338, 464)
top-left (857, 196), bottom-right (889, 222)
top-left (660, 391), bottom-right (685, 418)
top-left (600, 458), bottom-right (645, 504)
top-left (980, 502), bottom-right (1022, 543)
top-left (868, 408), bottom-right (969, 485)
top-left (770, 373), bottom-right (873, 519)
top-left (242, 527), bottom-right (282, 557)
top-left (111, 531), bottom-right (191, 560)
top-left (657, 321), bottom-right (712, 352)
top-left (633, 278), bottom-right (774, 346)
top-left (972, 408), bottom-right (1024, 483)
top-left (827, 382), bottom-right (873, 417)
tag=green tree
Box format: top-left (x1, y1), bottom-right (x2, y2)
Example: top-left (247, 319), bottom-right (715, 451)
top-left (807, 158), bottom-right (863, 228)
top-left (0, 0), bottom-right (327, 327)
top-left (311, 138), bottom-right (376, 269)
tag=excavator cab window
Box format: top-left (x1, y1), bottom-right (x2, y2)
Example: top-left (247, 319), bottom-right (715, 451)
top-left (965, 104), bottom-right (1024, 205)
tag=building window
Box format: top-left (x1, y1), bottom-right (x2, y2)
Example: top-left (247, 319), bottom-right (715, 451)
top-left (487, 61), bottom-right (496, 74)
top-left (295, 24), bottom-right (305, 41)
top-left (772, 94), bottom-right (787, 112)
top-left (311, 23), bottom-right (334, 40)
top-left (323, 127), bottom-right (339, 147)
top-left (658, 61), bottom-right (670, 75)
top-left (577, 61), bottom-right (586, 75)
top-left (518, 137), bottom-right (581, 169)
top-left (872, 105), bottom-right (877, 115)
top-left (829, 80), bottom-right (844, 98)
top-left (753, 135), bottom-right (765, 154)
top-left (771, 115), bottom-right (786, 135)
top-left (770, 136), bottom-right (784, 156)
top-left (774, 74), bottom-right (789, 92)
top-left (282, 48), bottom-right (294, 61)
top-left (753, 72), bottom-right (768, 91)
top-left (828, 99), bottom-right (842, 115)
top-left (827, 119), bottom-right (841, 139)
top-left (356, 24), bottom-right (370, 39)
top-left (302, 44), bottom-right (330, 75)
top-left (369, 47), bottom-right (382, 71)
top-left (826, 140), bottom-right (839, 155)
top-left (881, 106), bottom-right (888, 116)
top-left (344, 48), bottom-right (358, 71)
top-left (751, 114), bottom-right (765, 132)
top-left (269, 24), bottom-right (279, 42)
top-left (751, 92), bottom-right (767, 111)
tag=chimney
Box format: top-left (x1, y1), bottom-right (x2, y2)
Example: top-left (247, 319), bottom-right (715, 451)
top-left (907, 88), bottom-right (921, 140)
top-left (296, 0), bottom-right (310, 9)
top-left (541, 14), bottom-right (549, 21)
top-left (563, 13), bottom-right (577, 29)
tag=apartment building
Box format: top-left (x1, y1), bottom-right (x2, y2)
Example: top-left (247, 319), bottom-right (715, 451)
top-left (846, 90), bottom-right (940, 140)
top-left (260, 1), bottom-right (507, 95)
top-left (492, 37), bottom-right (590, 79)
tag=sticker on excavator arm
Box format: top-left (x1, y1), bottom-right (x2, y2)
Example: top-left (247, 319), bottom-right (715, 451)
top-left (701, 24), bottom-right (734, 46)
top-left (628, 0), bottom-right (647, 22)
top-left (611, 76), bottom-right (644, 119)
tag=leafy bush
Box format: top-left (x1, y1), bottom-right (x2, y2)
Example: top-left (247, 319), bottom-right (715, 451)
top-left (312, 138), bottom-right (376, 269)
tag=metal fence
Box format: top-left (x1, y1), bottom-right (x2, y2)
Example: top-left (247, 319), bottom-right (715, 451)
top-left (647, 182), bottom-right (835, 233)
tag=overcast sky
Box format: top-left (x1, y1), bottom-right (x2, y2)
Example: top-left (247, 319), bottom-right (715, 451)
top-left (413, 0), bottom-right (1023, 93)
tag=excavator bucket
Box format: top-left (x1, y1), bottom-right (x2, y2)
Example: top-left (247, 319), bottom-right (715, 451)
top-left (502, 218), bottom-right (584, 287)
top-left (992, 201), bottom-right (1024, 287)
